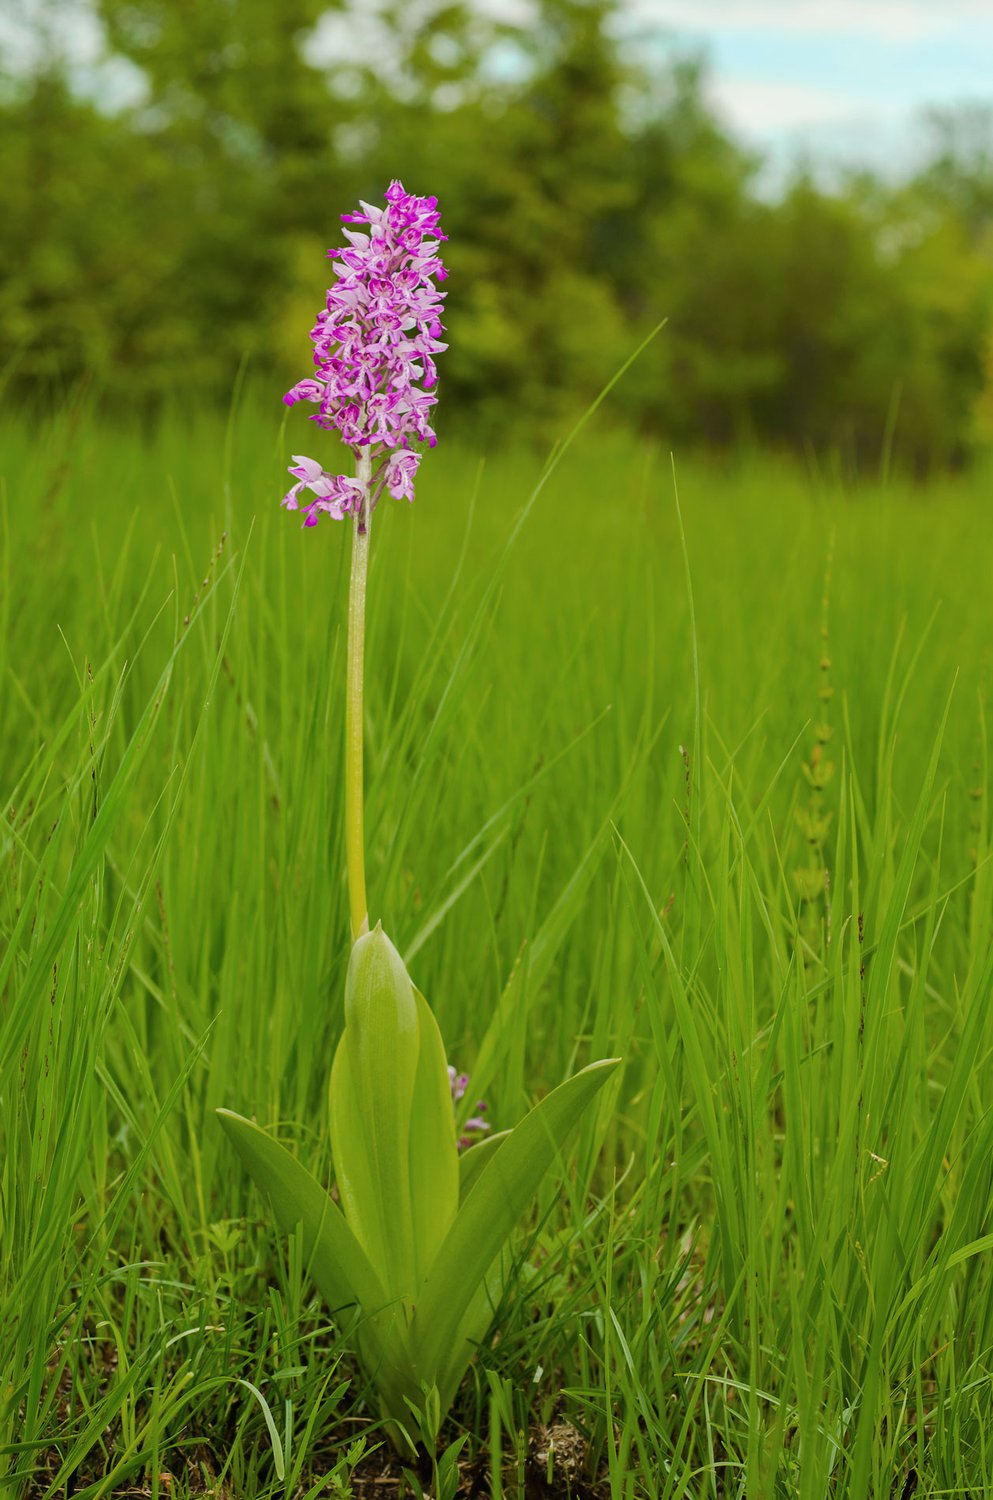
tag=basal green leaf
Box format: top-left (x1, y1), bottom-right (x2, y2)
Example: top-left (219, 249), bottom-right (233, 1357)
top-left (215, 1107), bottom-right (415, 1424)
top-left (342, 926), bottom-right (420, 1299)
top-left (458, 1131), bottom-right (511, 1202)
top-left (328, 1036), bottom-right (385, 1279)
top-left (216, 1108), bottom-right (386, 1316)
top-left (435, 1252), bottom-right (511, 1414)
top-left (408, 988), bottom-right (459, 1286)
top-left (413, 1059), bottom-right (620, 1395)
top-left (331, 981), bottom-right (461, 1295)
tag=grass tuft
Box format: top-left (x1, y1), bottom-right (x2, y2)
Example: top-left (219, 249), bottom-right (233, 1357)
top-left (3, 395), bottom-right (993, 1496)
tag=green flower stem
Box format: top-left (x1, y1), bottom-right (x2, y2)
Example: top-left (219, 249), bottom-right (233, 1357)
top-left (346, 452), bottom-right (372, 941)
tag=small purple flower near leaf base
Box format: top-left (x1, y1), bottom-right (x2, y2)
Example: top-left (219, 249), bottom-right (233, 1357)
top-left (448, 1065), bottom-right (492, 1152)
top-left (281, 180), bottom-right (448, 528)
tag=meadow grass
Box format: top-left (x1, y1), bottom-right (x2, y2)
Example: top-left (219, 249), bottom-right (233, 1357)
top-left (3, 390), bottom-right (993, 1497)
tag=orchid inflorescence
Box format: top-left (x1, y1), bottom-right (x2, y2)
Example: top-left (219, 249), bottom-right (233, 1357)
top-left (219, 182), bottom-right (618, 1459)
top-left (281, 180), bottom-right (448, 527)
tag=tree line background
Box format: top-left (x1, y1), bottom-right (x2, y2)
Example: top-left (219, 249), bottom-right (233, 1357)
top-left (3, 0), bottom-right (993, 470)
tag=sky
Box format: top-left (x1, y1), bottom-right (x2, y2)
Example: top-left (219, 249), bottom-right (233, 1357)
top-left (616, 0), bottom-right (993, 181)
top-left (2, 0), bottom-right (990, 184)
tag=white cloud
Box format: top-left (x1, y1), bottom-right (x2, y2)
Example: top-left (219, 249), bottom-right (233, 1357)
top-left (625, 0), bottom-right (993, 43)
top-left (0, 0), bottom-right (146, 109)
top-left (706, 75), bottom-right (867, 134)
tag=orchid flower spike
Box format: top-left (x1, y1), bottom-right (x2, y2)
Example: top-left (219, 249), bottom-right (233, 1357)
top-left (281, 181), bottom-right (448, 528)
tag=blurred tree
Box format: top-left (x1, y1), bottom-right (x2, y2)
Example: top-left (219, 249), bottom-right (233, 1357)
top-left (96, 0), bottom-right (349, 385)
top-left (0, 0), bottom-right (991, 468)
top-left (442, 0), bottom-right (637, 436)
top-left (910, 107), bottom-right (993, 450)
top-left (915, 105), bottom-right (993, 240)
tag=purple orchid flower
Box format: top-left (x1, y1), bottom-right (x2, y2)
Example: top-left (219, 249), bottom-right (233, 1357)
top-left (448, 1064), bottom-right (492, 1152)
top-left (281, 181), bottom-right (448, 528)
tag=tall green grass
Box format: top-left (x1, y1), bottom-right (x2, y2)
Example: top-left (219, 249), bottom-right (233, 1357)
top-left (3, 390), bottom-right (993, 1496)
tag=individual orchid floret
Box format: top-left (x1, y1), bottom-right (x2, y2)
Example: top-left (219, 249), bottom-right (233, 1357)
top-left (386, 450), bottom-right (420, 504)
top-left (281, 180), bottom-right (448, 528)
top-left (281, 455), bottom-right (369, 527)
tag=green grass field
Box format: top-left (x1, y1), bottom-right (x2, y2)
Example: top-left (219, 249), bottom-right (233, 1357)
top-left (4, 390), bottom-right (993, 1498)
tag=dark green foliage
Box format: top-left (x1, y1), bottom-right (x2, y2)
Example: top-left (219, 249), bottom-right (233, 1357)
top-left (1, 0), bottom-right (992, 465)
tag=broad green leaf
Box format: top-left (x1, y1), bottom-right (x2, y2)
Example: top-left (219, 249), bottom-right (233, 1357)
top-left (433, 1252), bottom-right (544, 1415)
top-left (341, 926), bottom-right (420, 1299)
top-left (216, 1108), bottom-right (387, 1316)
top-left (408, 989), bottom-right (459, 1285)
top-left (215, 1108), bottom-right (415, 1422)
top-left (328, 1036), bottom-right (384, 1279)
top-left (435, 1251), bottom-right (511, 1414)
top-left (331, 983), bottom-right (460, 1294)
top-left (458, 1131), bottom-right (511, 1202)
top-left (413, 1058), bottom-right (620, 1391)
